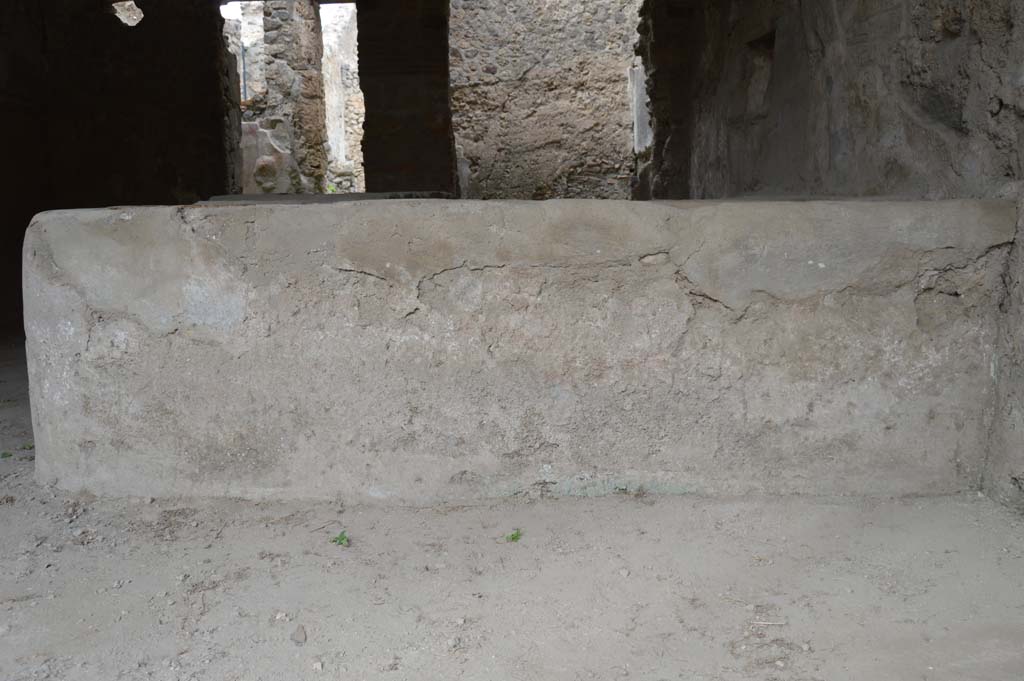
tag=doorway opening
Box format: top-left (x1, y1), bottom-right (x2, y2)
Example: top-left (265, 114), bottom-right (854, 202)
top-left (220, 1), bottom-right (365, 194)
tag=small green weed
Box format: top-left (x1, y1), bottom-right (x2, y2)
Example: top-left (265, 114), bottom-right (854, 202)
top-left (18, 444), bottom-right (34, 451)
top-left (330, 530), bottom-right (350, 547)
top-left (505, 528), bottom-right (523, 543)
top-left (0, 452), bottom-right (12, 459)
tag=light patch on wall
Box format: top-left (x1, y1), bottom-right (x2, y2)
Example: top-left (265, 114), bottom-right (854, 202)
top-left (220, 3), bottom-right (242, 21)
top-left (112, 1), bottom-right (144, 27)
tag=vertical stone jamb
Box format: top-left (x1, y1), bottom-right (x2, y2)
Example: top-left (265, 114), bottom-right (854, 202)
top-left (263, 0), bottom-right (329, 193)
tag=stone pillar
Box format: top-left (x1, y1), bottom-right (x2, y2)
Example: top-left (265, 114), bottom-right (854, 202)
top-left (263, 0), bottom-right (329, 193)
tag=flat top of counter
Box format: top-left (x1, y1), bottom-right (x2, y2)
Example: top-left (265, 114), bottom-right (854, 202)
top-left (29, 199), bottom-right (1017, 315)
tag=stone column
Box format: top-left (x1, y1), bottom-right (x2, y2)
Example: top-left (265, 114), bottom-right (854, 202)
top-left (263, 0), bottom-right (329, 193)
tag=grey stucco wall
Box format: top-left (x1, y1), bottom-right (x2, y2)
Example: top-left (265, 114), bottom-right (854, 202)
top-left (23, 200), bottom-right (1015, 504)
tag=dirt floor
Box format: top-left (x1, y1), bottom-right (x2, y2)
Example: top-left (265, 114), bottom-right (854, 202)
top-left (2, 347), bottom-right (1023, 680)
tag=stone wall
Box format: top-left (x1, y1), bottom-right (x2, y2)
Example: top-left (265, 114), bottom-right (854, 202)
top-left (637, 0), bottom-right (1024, 200)
top-left (24, 199), bottom-right (1015, 503)
top-left (225, 1), bottom-right (309, 194)
top-left (261, 0), bottom-right (329, 193)
top-left (223, 2), bottom-right (267, 101)
top-left (450, 0), bottom-right (642, 199)
top-left (340, 64), bottom-right (366, 191)
top-left (321, 4), bottom-right (365, 192)
top-left (241, 1), bottom-right (268, 98)
top-left (227, 0), bottom-right (648, 199)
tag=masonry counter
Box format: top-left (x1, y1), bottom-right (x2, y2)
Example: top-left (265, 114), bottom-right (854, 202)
top-left (23, 199), bottom-right (1016, 503)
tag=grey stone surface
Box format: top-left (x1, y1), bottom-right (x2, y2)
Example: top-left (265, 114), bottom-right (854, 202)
top-left (24, 200), bottom-right (1016, 503)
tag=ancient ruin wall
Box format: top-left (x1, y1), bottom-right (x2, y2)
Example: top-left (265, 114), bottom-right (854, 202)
top-left (321, 4), bottom-right (365, 192)
top-left (339, 63), bottom-right (366, 192)
top-left (240, 1), bottom-right (268, 97)
top-left (223, 2), bottom-right (268, 101)
top-left (637, 0), bottom-right (1024, 200)
top-left (262, 0), bottom-right (329, 193)
top-left (450, 0), bottom-right (642, 199)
